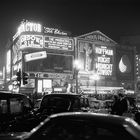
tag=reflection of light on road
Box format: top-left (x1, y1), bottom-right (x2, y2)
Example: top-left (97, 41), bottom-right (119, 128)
top-left (119, 58), bottom-right (127, 73)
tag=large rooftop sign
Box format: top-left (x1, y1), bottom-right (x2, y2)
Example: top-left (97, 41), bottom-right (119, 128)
top-left (20, 35), bottom-right (43, 49)
top-left (13, 21), bottom-right (42, 41)
top-left (44, 27), bottom-right (68, 36)
top-left (77, 41), bottom-right (115, 77)
top-left (13, 21), bottom-right (69, 41)
top-left (44, 36), bottom-right (73, 51)
top-left (95, 46), bottom-right (113, 76)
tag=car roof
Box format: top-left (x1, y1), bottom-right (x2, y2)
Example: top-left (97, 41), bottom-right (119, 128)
top-left (48, 112), bottom-right (139, 127)
top-left (43, 93), bottom-right (81, 98)
top-left (0, 91), bottom-right (29, 99)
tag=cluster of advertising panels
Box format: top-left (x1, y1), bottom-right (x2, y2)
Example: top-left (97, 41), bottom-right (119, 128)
top-left (5, 21), bottom-right (135, 96)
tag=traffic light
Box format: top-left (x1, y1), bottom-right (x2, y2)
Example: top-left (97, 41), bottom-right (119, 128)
top-left (16, 69), bottom-right (21, 86)
top-left (22, 72), bottom-right (28, 85)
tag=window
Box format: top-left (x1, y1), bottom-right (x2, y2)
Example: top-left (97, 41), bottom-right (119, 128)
top-left (10, 98), bottom-right (22, 114)
top-left (0, 100), bottom-right (8, 114)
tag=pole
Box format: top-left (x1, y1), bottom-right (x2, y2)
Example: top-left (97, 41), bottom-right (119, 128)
top-left (76, 70), bottom-right (78, 94)
top-left (95, 80), bottom-right (97, 94)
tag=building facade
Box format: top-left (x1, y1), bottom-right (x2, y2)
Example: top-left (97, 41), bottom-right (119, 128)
top-left (4, 21), bottom-right (136, 99)
top-left (5, 21), bottom-right (75, 97)
top-left (75, 31), bottom-right (135, 98)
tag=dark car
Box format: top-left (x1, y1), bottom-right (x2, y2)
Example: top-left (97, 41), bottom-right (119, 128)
top-left (5, 112), bottom-right (140, 140)
top-left (0, 91), bottom-right (33, 132)
top-left (9, 93), bottom-right (90, 132)
top-left (36, 93), bottom-right (90, 117)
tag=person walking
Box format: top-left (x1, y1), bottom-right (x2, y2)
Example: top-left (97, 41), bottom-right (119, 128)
top-left (111, 95), bottom-right (120, 115)
top-left (111, 93), bottom-right (128, 116)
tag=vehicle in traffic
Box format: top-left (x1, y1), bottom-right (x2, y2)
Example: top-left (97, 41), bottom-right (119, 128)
top-left (9, 93), bottom-right (90, 132)
top-left (4, 112), bottom-right (140, 140)
top-left (0, 91), bottom-right (33, 132)
top-left (35, 93), bottom-right (90, 117)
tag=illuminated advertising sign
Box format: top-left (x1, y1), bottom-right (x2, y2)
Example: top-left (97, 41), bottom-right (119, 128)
top-left (95, 46), bottom-right (113, 76)
top-left (6, 50), bottom-right (11, 73)
top-left (78, 41), bottom-right (114, 77)
top-left (116, 48), bottom-right (134, 80)
top-left (44, 36), bottom-right (73, 51)
top-left (13, 21), bottom-right (42, 41)
top-left (25, 51), bottom-right (47, 62)
top-left (12, 40), bottom-right (22, 64)
top-left (44, 27), bottom-right (68, 36)
top-left (20, 35), bottom-right (43, 49)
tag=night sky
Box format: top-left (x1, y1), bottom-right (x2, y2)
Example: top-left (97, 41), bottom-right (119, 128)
top-left (0, 0), bottom-right (140, 69)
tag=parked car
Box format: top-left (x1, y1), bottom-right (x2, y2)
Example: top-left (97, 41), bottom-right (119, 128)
top-left (9, 93), bottom-right (90, 132)
top-left (0, 91), bottom-right (33, 132)
top-left (3, 112), bottom-right (140, 140)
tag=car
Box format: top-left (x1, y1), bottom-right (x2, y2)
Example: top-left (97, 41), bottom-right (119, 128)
top-left (0, 91), bottom-right (33, 132)
top-left (9, 93), bottom-right (90, 132)
top-left (5, 112), bottom-right (140, 140)
top-left (35, 93), bottom-right (90, 118)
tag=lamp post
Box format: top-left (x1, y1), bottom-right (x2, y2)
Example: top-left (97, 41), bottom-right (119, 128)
top-left (73, 60), bottom-right (82, 94)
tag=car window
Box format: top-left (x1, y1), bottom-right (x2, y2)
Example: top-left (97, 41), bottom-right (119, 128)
top-left (80, 98), bottom-right (89, 108)
top-left (10, 98), bottom-right (23, 114)
top-left (0, 100), bottom-right (8, 114)
top-left (72, 98), bottom-right (80, 110)
top-left (41, 97), bottom-right (71, 110)
top-left (22, 97), bottom-right (32, 108)
top-left (34, 100), bottom-right (41, 108)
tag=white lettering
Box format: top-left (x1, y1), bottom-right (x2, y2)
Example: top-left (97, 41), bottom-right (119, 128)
top-left (95, 47), bottom-right (113, 56)
top-left (97, 69), bottom-right (112, 76)
top-left (13, 22), bottom-right (42, 40)
top-left (98, 57), bottom-right (110, 63)
top-left (96, 63), bottom-right (113, 70)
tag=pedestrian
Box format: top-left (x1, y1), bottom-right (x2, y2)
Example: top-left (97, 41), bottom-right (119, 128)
top-left (111, 93), bottom-right (128, 116)
top-left (111, 95), bottom-right (119, 115)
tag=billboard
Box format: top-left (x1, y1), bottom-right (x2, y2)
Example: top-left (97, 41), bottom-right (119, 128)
top-left (20, 35), bottom-right (43, 49)
top-left (116, 48), bottom-right (134, 81)
top-left (78, 40), bottom-right (115, 77)
top-left (44, 36), bottom-right (73, 51)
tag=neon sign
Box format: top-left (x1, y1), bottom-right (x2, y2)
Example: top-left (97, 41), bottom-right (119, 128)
top-left (95, 46), bottom-right (113, 76)
top-left (13, 21), bottom-right (42, 40)
top-left (44, 27), bottom-right (68, 36)
top-left (20, 35), bottom-right (43, 49)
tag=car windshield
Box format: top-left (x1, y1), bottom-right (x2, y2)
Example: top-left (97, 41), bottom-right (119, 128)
top-left (41, 97), bottom-right (72, 111)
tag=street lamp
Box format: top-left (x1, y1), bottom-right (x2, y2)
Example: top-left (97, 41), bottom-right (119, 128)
top-left (73, 60), bottom-right (82, 94)
top-left (90, 73), bottom-right (100, 94)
